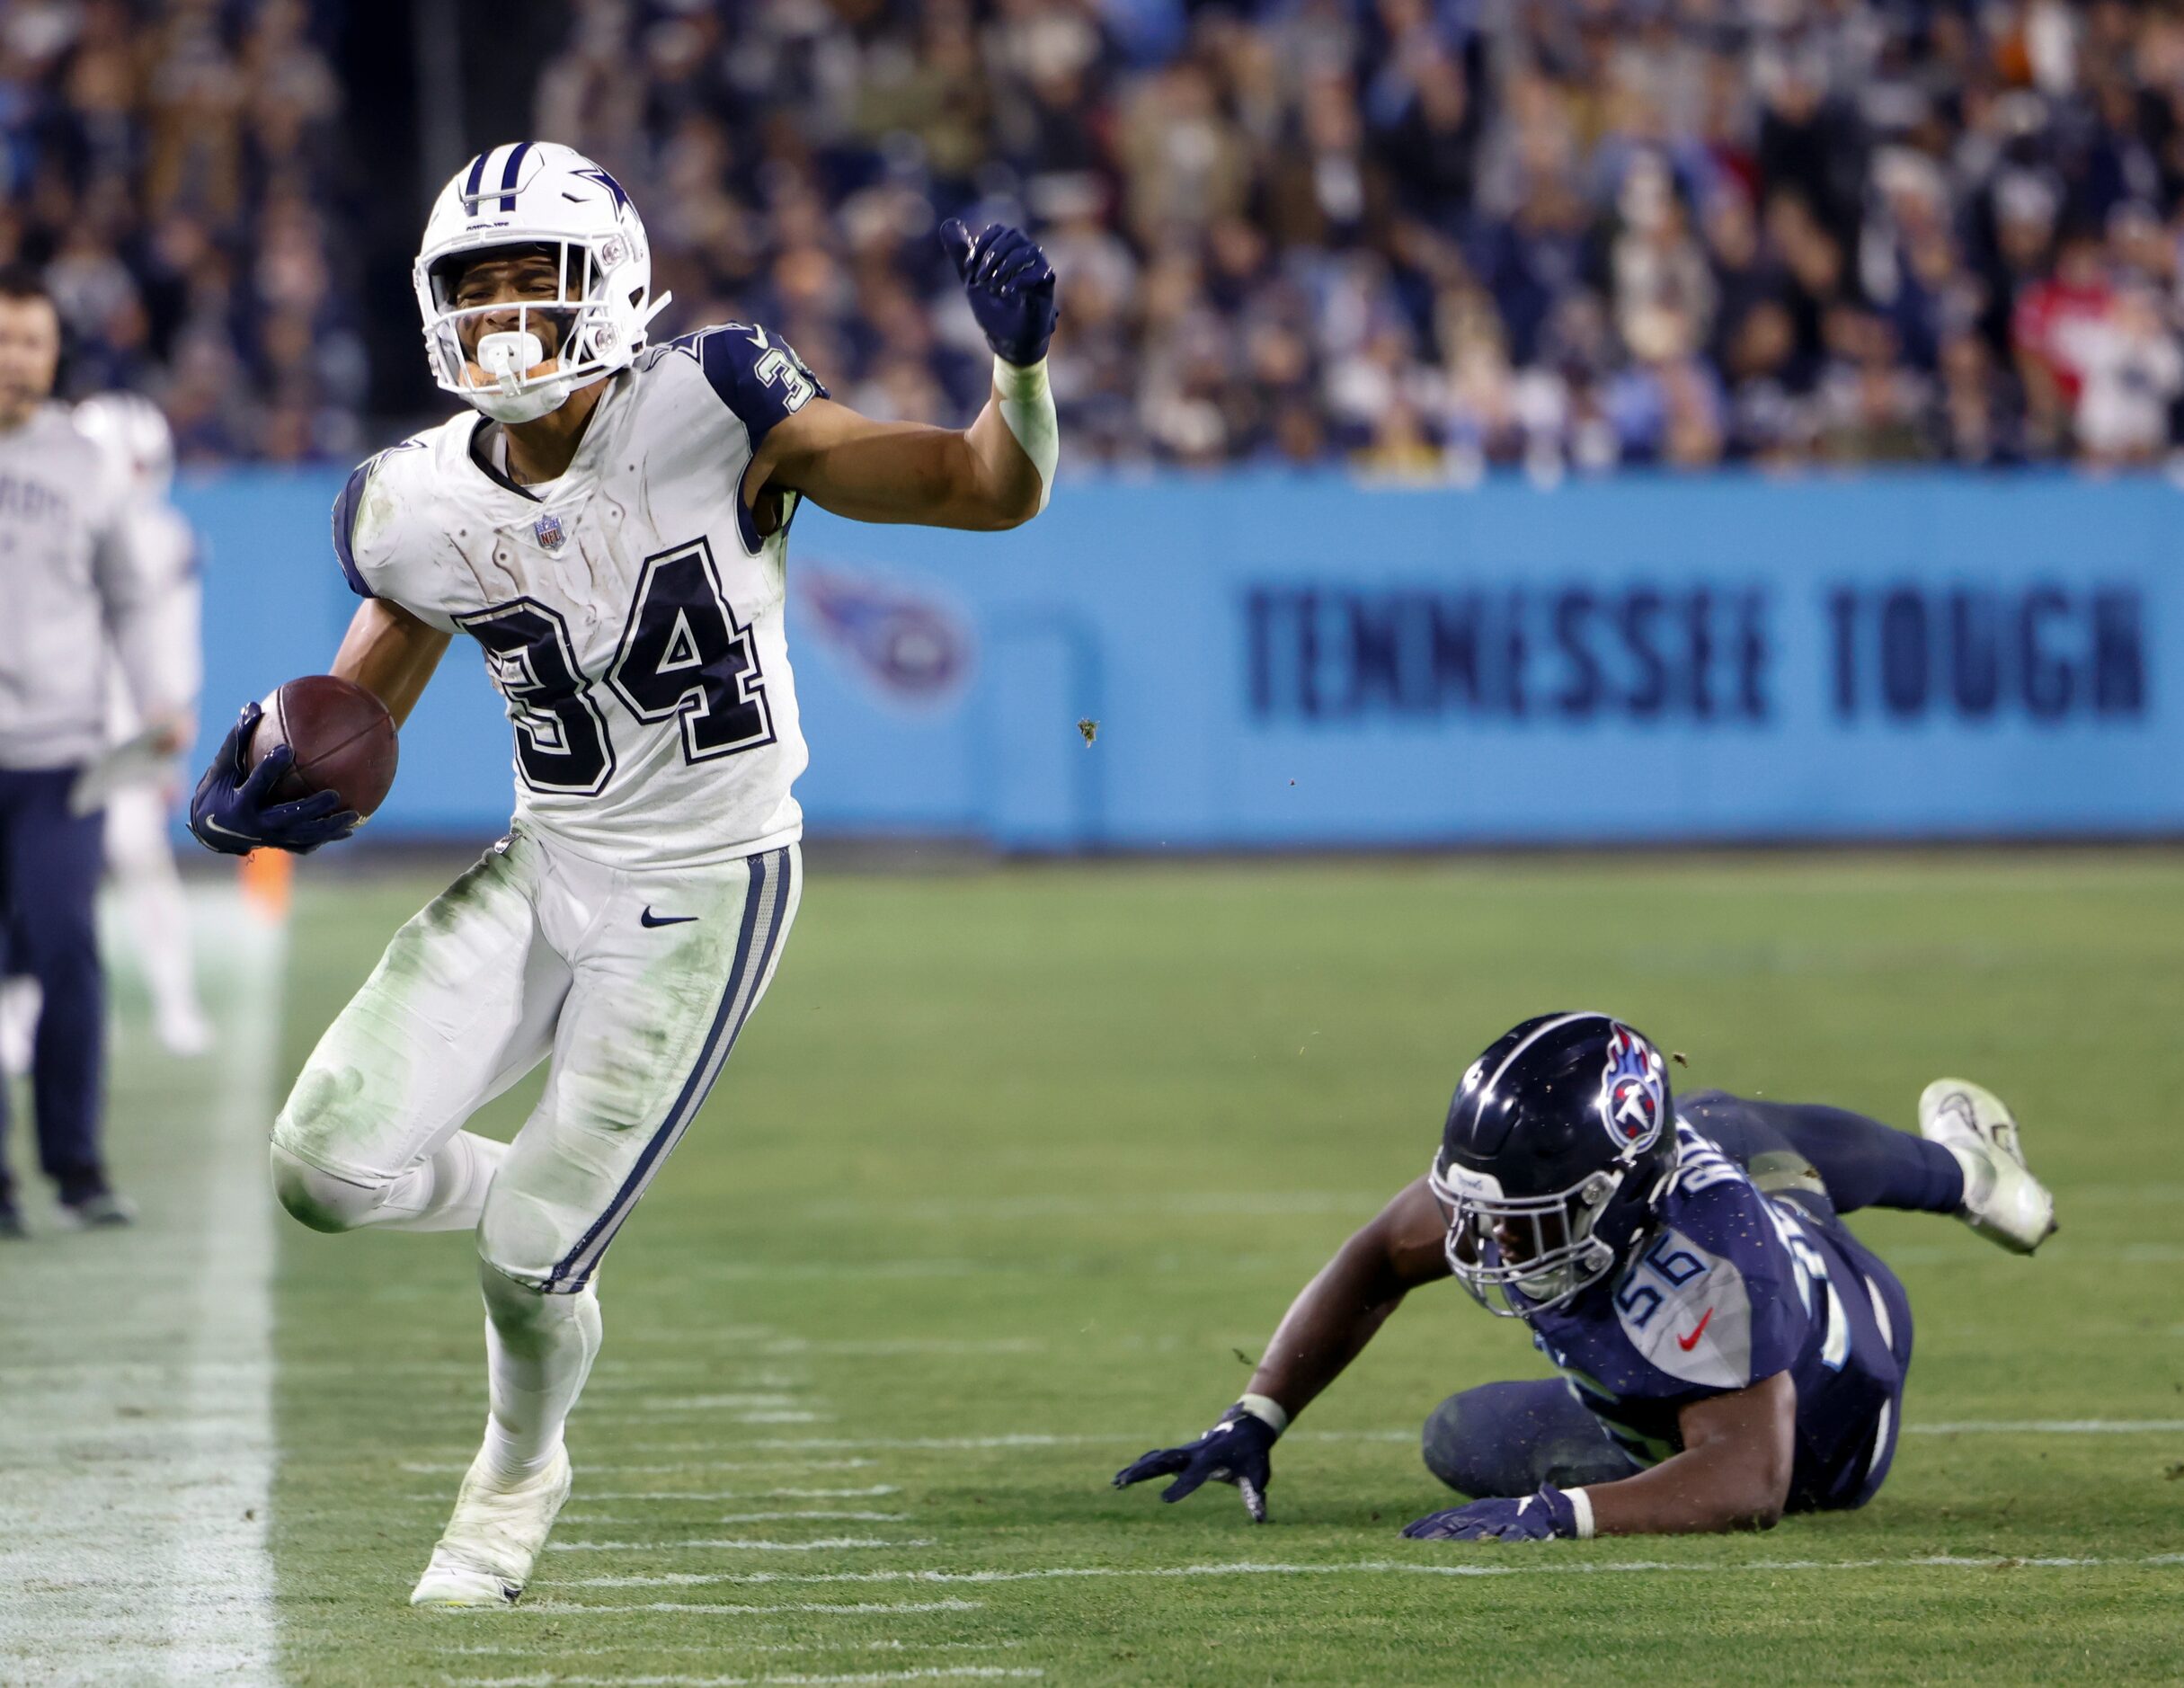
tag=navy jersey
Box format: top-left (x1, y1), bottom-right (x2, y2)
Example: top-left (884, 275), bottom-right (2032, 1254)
top-left (1523, 1121), bottom-right (1913, 1511)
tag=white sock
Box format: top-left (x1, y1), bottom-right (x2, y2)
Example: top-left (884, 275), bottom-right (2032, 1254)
top-left (376, 1132), bottom-right (509, 1232)
top-left (479, 1267), bottom-right (601, 1485)
top-left (128, 863), bottom-right (206, 1036)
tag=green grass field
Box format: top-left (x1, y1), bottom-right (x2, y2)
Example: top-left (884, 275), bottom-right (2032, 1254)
top-left (6, 853), bottom-right (2183, 1684)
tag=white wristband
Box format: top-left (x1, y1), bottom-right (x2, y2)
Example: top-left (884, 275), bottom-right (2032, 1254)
top-left (1567, 1485), bottom-right (1595, 1541)
top-left (1238, 1393), bottom-right (1290, 1436)
top-left (993, 354), bottom-right (1057, 513)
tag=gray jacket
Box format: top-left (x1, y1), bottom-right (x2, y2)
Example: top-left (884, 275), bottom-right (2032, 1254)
top-left (0, 406), bottom-right (180, 769)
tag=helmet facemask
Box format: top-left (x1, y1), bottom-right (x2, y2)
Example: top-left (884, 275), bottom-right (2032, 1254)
top-left (1430, 1157), bottom-right (1633, 1317)
top-left (422, 238), bottom-right (659, 424)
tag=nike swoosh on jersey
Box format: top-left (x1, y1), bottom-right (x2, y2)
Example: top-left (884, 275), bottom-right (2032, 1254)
top-left (1675, 1307), bottom-right (1715, 1352)
top-left (639, 906), bottom-right (697, 928)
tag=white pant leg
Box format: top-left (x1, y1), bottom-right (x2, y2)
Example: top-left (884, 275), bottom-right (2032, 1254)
top-left (478, 840), bottom-right (800, 1293)
top-left (104, 783), bottom-right (207, 1048)
top-left (273, 834), bottom-right (569, 1227)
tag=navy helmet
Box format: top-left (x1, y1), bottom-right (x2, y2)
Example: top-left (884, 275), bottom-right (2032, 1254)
top-left (1428, 1011), bottom-right (1677, 1317)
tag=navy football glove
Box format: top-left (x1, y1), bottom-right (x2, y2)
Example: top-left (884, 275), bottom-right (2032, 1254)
top-left (1401, 1483), bottom-right (1584, 1542)
top-left (1114, 1401), bottom-right (1280, 1523)
top-left (940, 219), bottom-right (1058, 367)
top-left (188, 701), bottom-right (358, 857)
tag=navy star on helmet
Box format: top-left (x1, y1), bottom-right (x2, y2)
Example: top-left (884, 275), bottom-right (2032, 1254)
top-left (413, 140), bottom-right (671, 424)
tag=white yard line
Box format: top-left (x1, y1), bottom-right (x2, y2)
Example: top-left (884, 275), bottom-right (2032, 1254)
top-left (0, 887), bottom-right (285, 1686)
top-left (563, 1513), bottom-right (911, 1526)
top-left (402, 1458), bottom-right (882, 1476)
top-left (432, 1643), bottom-right (1024, 1661)
top-left (580, 1421), bottom-right (2184, 1456)
top-left (550, 1538), bottom-right (936, 1553)
top-left (517, 1601), bottom-right (988, 1617)
top-left (1904, 1419), bottom-right (2184, 1435)
top-left (447, 1671), bottom-right (1042, 1687)
top-left (561, 1551), bottom-right (2184, 1593)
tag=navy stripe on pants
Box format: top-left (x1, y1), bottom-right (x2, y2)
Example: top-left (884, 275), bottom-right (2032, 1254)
top-left (0, 766), bottom-right (107, 1204)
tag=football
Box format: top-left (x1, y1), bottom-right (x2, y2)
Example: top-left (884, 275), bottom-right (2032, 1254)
top-left (249, 674), bottom-right (399, 819)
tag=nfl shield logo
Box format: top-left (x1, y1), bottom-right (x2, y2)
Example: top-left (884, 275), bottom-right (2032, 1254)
top-left (534, 512), bottom-right (565, 552)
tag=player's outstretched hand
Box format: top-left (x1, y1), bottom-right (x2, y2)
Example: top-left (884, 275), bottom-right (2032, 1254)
top-left (1113, 1402), bottom-right (1279, 1523)
top-left (940, 219), bottom-right (1057, 369)
top-left (188, 701), bottom-right (360, 857)
top-left (1400, 1485), bottom-right (1582, 1543)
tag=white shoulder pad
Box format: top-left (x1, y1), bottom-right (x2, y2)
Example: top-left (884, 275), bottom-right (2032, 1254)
top-left (1613, 1226), bottom-right (1756, 1390)
top-left (333, 427), bottom-right (459, 626)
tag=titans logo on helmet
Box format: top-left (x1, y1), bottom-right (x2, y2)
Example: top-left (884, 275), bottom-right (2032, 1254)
top-left (1598, 1023), bottom-right (1665, 1154)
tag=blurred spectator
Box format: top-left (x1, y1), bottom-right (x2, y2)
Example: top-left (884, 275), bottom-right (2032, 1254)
top-left (27, 0), bottom-right (2184, 475)
top-left (526, 0), bottom-right (2184, 476)
top-left (0, 0), bottom-right (359, 460)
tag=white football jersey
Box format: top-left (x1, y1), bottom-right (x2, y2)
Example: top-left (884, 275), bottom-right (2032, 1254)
top-left (336, 323), bottom-right (826, 866)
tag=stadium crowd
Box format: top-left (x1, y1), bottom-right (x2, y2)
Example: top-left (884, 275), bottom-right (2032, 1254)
top-left (537, 0), bottom-right (2184, 476)
top-left (12, 0), bottom-right (2184, 475)
top-left (0, 0), bottom-right (358, 462)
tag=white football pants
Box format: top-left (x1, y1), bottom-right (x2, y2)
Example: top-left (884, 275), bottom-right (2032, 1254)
top-left (271, 828), bottom-right (799, 1291)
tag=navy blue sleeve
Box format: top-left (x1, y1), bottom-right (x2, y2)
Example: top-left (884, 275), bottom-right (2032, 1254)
top-left (331, 458), bottom-right (376, 600)
top-left (685, 324), bottom-right (830, 449)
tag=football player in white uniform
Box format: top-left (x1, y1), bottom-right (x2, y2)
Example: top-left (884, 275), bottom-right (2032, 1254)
top-left (77, 394), bottom-right (210, 1056)
top-left (187, 140), bottom-right (1059, 1606)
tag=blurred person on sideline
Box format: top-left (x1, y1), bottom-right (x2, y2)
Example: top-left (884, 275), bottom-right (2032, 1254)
top-left (0, 269), bottom-right (190, 1238)
top-left (0, 394), bottom-right (211, 1075)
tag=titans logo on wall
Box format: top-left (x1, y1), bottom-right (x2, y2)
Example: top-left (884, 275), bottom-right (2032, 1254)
top-left (1598, 1023), bottom-right (1666, 1154)
top-left (801, 565), bottom-right (971, 706)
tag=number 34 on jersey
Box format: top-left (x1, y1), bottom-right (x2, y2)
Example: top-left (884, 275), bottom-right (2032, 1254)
top-left (333, 322), bottom-right (824, 866)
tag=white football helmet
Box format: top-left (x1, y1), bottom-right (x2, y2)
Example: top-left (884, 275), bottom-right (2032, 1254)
top-left (75, 391), bottom-right (174, 500)
top-left (413, 140), bottom-right (670, 424)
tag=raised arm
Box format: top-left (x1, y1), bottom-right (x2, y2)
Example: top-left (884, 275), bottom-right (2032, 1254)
top-left (749, 221), bottom-right (1057, 534)
top-left (1114, 1177), bottom-right (1451, 1522)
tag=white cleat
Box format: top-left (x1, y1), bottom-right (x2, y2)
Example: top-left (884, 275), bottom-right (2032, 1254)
top-left (409, 1444), bottom-right (572, 1608)
top-left (1919, 1079), bottom-right (2057, 1255)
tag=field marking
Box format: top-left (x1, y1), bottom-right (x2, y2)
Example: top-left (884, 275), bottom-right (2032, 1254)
top-left (448, 1670), bottom-right (1041, 1686)
top-left (402, 1459), bottom-right (880, 1476)
top-left (754, 1340), bottom-right (1047, 1357)
top-left (551, 1538), bottom-right (935, 1553)
top-left (1904, 1419), bottom-right (2184, 1435)
top-left (456, 1488), bottom-right (902, 1505)
top-left (0, 890), bottom-right (285, 1686)
top-left (433, 1641), bottom-right (1025, 1660)
top-left (564, 1420), bottom-right (2184, 1458)
top-left (562, 1551), bottom-right (2184, 1593)
top-left (799, 1190), bottom-right (1386, 1224)
top-left (562, 1513), bottom-right (911, 1527)
top-left (519, 1600), bottom-right (987, 1617)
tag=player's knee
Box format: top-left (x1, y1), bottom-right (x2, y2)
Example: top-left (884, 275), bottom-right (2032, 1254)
top-left (269, 1142), bottom-right (383, 1234)
top-left (1422, 1387), bottom-right (1505, 1497)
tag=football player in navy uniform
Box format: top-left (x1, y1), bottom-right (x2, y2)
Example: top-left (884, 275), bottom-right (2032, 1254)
top-left (1117, 1012), bottom-right (2055, 1540)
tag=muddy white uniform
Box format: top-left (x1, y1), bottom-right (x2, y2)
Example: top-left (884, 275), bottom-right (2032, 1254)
top-left (273, 322), bottom-right (824, 1291)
